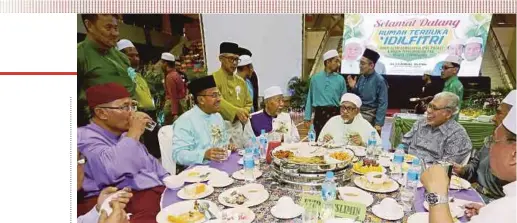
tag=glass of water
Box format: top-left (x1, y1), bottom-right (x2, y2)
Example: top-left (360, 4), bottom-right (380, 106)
top-left (146, 120), bottom-right (157, 131)
top-left (399, 186), bottom-right (415, 213)
top-left (302, 208), bottom-right (319, 223)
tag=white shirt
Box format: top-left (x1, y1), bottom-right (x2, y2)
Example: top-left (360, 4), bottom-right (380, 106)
top-left (341, 60), bottom-right (360, 74)
top-left (317, 114), bottom-right (382, 147)
top-left (77, 207), bottom-right (99, 223)
top-left (469, 181), bottom-right (516, 223)
top-left (458, 57), bottom-right (482, 77)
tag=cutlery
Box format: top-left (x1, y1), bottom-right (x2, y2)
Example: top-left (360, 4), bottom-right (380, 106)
top-left (199, 202), bottom-right (217, 220)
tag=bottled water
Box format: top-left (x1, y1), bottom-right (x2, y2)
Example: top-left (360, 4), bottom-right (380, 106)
top-left (391, 146), bottom-right (405, 181)
top-left (400, 158), bottom-right (421, 212)
top-left (308, 124), bottom-right (316, 144)
top-left (320, 171), bottom-right (337, 221)
top-left (367, 131), bottom-right (378, 159)
top-left (243, 147), bottom-right (255, 183)
top-left (258, 129), bottom-right (268, 160)
top-left (249, 137), bottom-right (260, 170)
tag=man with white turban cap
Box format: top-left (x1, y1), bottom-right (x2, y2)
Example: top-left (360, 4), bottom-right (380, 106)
top-left (458, 37), bottom-right (484, 76)
top-left (318, 93), bottom-right (382, 147)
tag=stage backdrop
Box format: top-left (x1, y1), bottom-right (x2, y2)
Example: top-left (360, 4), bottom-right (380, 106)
top-left (202, 14), bottom-right (303, 96)
top-left (341, 13), bottom-right (492, 77)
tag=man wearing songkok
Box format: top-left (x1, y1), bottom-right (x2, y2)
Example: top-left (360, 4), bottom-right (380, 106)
top-left (441, 55), bottom-right (464, 121)
top-left (78, 14), bottom-right (134, 127)
top-left (304, 49), bottom-right (347, 139)
top-left (341, 38), bottom-right (364, 74)
top-left (414, 70), bottom-right (442, 114)
top-left (237, 53), bottom-right (255, 112)
top-left (249, 86), bottom-right (300, 141)
top-left (238, 47), bottom-right (260, 112)
top-left (318, 93), bottom-right (382, 147)
top-left (347, 48), bottom-right (388, 134)
top-left (77, 151), bottom-right (133, 223)
top-left (172, 76), bottom-right (236, 166)
top-left (365, 43), bottom-right (387, 75)
top-left (421, 106), bottom-right (516, 223)
top-left (77, 83), bottom-right (169, 222)
top-left (397, 92), bottom-right (472, 164)
top-left (453, 90), bottom-right (515, 202)
top-left (161, 52), bottom-right (187, 125)
top-left (458, 37), bottom-right (484, 76)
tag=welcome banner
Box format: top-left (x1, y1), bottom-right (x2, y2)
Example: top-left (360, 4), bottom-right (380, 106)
top-left (341, 13), bottom-right (492, 76)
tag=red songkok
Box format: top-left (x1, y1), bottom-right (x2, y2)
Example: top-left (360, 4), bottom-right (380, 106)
top-left (86, 83), bottom-right (130, 109)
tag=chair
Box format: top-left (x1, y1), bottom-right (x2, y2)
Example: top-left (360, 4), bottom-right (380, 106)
top-left (158, 125), bottom-right (176, 175)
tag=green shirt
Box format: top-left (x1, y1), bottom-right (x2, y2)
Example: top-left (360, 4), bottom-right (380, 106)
top-left (212, 68), bottom-right (252, 121)
top-left (443, 76), bottom-right (464, 120)
top-left (77, 37), bottom-right (135, 99)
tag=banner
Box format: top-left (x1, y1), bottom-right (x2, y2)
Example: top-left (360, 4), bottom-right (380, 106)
top-left (299, 194), bottom-right (367, 221)
top-left (341, 13), bottom-right (492, 76)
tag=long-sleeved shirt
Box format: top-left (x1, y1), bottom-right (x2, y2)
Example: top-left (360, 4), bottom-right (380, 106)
top-left (245, 79), bottom-right (254, 112)
top-left (212, 68), bottom-right (253, 121)
top-left (351, 71), bottom-right (388, 126)
top-left (399, 118), bottom-right (472, 164)
top-left (467, 181), bottom-right (516, 223)
top-left (318, 114), bottom-right (382, 147)
top-left (164, 69), bottom-right (187, 115)
top-left (248, 110), bottom-right (300, 140)
top-left (171, 105), bottom-right (229, 166)
top-left (442, 75), bottom-right (464, 121)
top-left (460, 135), bottom-right (507, 201)
top-left (304, 71), bottom-right (347, 120)
top-left (78, 123), bottom-right (168, 198)
top-left (77, 208), bottom-right (99, 223)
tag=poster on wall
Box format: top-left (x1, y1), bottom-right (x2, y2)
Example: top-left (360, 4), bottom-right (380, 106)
top-left (341, 13), bottom-right (492, 77)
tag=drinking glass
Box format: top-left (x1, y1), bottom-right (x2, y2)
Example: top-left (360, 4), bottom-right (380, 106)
top-left (146, 120), bottom-right (157, 131)
top-left (302, 208), bottom-right (319, 223)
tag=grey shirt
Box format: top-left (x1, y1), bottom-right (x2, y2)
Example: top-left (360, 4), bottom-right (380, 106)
top-left (401, 118), bottom-right (472, 164)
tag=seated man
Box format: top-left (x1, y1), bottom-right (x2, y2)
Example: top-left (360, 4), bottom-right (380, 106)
top-left (398, 92), bottom-right (472, 164)
top-left (318, 93), bottom-right (382, 147)
top-left (421, 107), bottom-right (516, 223)
top-left (172, 76), bottom-right (235, 166)
top-left (453, 90), bottom-right (515, 202)
top-left (248, 86), bottom-right (300, 141)
top-left (77, 83), bottom-right (169, 223)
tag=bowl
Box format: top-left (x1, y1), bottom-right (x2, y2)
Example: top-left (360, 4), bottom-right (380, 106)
top-left (365, 172), bottom-right (388, 184)
top-left (163, 175), bottom-right (185, 189)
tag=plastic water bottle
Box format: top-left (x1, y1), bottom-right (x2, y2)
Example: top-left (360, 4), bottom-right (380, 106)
top-left (391, 146), bottom-right (405, 181)
top-left (243, 147), bottom-right (255, 182)
top-left (249, 137), bottom-right (260, 170)
top-left (308, 124), bottom-right (316, 144)
top-left (320, 171), bottom-right (337, 221)
top-left (258, 129), bottom-right (268, 160)
top-left (367, 131), bottom-right (378, 159)
top-left (400, 158), bottom-right (421, 212)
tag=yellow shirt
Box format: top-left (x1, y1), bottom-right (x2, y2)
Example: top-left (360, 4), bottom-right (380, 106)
top-left (212, 68), bottom-right (252, 121)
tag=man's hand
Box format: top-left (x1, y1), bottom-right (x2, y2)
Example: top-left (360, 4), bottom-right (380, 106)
top-left (464, 203), bottom-right (484, 219)
top-left (204, 148), bottom-right (228, 161)
top-left (323, 134), bottom-right (333, 142)
top-left (236, 108), bottom-right (249, 123)
top-left (347, 75), bottom-right (357, 88)
top-left (421, 165), bottom-right (450, 195)
top-left (452, 163), bottom-right (465, 176)
top-left (98, 201), bottom-right (129, 223)
top-left (96, 187), bottom-right (132, 211)
top-left (350, 135), bottom-right (364, 146)
top-left (127, 112), bottom-right (152, 140)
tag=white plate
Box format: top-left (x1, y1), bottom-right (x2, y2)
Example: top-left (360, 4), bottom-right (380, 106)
top-left (338, 186), bottom-right (374, 207)
top-left (423, 199), bottom-right (464, 218)
top-left (232, 169), bottom-right (263, 180)
top-left (180, 166), bottom-right (218, 183)
top-left (238, 158), bottom-right (243, 165)
top-left (407, 212), bottom-right (428, 223)
top-left (325, 218), bottom-right (359, 223)
top-left (238, 150), bottom-right (245, 156)
top-left (377, 157), bottom-right (392, 167)
top-left (212, 207), bottom-right (256, 223)
top-left (208, 177), bottom-right (234, 188)
top-left (372, 204), bottom-right (404, 220)
top-left (450, 175), bottom-right (471, 190)
top-left (271, 204), bottom-right (303, 219)
top-left (325, 149), bottom-right (355, 164)
top-left (353, 176), bottom-right (400, 193)
top-left (352, 166), bottom-right (387, 175)
top-left (347, 145), bottom-right (367, 157)
top-left (218, 184), bottom-right (269, 208)
top-left (156, 200), bottom-right (221, 223)
top-left (177, 183), bottom-right (214, 200)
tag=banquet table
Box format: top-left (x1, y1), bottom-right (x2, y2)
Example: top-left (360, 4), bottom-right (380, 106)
top-left (389, 113), bottom-right (494, 150)
top-left (161, 152), bottom-right (484, 223)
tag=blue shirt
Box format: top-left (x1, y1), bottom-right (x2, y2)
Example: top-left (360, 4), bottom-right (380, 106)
top-left (171, 105), bottom-right (229, 166)
top-left (351, 71), bottom-right (388, 126)
top-left (304, 71), bottom-right (347, 120)
top-left (245, 79), bottom-right (254, 112)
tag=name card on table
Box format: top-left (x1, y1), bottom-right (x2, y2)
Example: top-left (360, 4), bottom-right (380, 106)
top-left (299, 194), bottom-right (367, 221)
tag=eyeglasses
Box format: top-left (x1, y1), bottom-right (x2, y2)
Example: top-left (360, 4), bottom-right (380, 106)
top-left (198, 92), bottom-right (222, 98)
top-left (427, 104), bottom-right (450, 111)
top-left (489, 138), bottom-right (516, 147)
top-left (222, 56), bottom-right (240, 63)
top-left (441, 66), bottom-right (455, 70)
top-left (78, 155), bottom-right (87, 165)
top-left (340, 106), bottom-right (357, 112)
top-left (98, 101), bottom-right (138, 112)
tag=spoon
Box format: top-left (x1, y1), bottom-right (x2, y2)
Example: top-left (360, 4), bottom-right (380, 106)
top-left (199, 202), bottom-right (217, 220)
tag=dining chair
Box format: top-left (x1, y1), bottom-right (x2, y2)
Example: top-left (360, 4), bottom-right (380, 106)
top-left (158, 125), bottom-right (176, 175)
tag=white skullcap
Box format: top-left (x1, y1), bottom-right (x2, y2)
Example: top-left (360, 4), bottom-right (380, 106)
top-left (345, 37), bottom-right (363, 45)
top-left (444, 55), bottom-right (463, 65)
top-left (502, 90), bottom-right (516, 106)
top-left (503, 106), bottom-right (516, 134)
top-left (161, 52), bottom-right (175, 62)
top-left (448, 38), bottom-right (465, 46)
top-left (323, 49), bottom-right (339, 61)
top-left (340, 93), bottom-right (362, 108)
top-left (238, 55), bottom-right (252, 66)
top-left (466, 37), bottom-right (483, 45)
top-left (116, 39), bottom-right (135, 51)
top-left (264, 86), bottom-right (283, 100)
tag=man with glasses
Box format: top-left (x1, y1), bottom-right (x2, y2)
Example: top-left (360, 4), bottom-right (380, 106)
top-left (397, 92), bottom-right (472, 164)
top-left (162, 52), bottom-right (187, 125)
top-left (452, 90), bottom-right (515, 203)
top-left (318, 93), bottom-right (381, 147)
top-left (77, 83), bottom-right (169, 222)
top-left (458, 37), bottom-right (484, 76)
top-left (172, 76), bottom-right (237, 166)
top-left (248, 86), bottom-right (299, 141)
top-left (421, 106), bottom-right (516, 223)
top-left (304, 49), bottom-right (348, 139)
top-left (441, 55), bottom-right (464, 121)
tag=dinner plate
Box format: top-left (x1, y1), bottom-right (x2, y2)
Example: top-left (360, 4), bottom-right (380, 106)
top-left (156, 200), bottom-right (221, 223)
top-left (347, 145), bottom-right (367, 157)
top-left (208, 176), bottom-right (234, 188)
top-left (407, 212), bottom-right (460, 223)
top-left (179, 166), bottom-right (217, 183)
top-left (232, 169), bottom-right (263, 180)
top-left (177, 183), bottom-right (214, 200)
top-left (423, 199), bottom-right (464, 218)
top-left (337, 186), bottom-right (374, 207)
top-left (352, 165), bottom-right (387, 175)
top-left (271, 204), bottom-right (304, 219)
top-left (218, 184), bottom-right (269, 208)
top-left (209, 207), bottom-right (255, 223)
top-left (371, 204), bottom-right (404, 220)
top-left (450, 175), bottom-right (471, 190)
top-left (353, 176), bottom-right (400, 193)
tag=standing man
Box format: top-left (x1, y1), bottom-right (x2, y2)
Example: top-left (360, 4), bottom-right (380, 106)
top-left (414, 70), bottom-right (442, 114)
top-left (78, 14), bottom-right (134, 127)
top-left (441, 55), bottom-right (464, 120)
top-left (162, 52), bottom-right (187, 125)
top-left (237, 54), bottom-right (255, 112)
top-left (347, 48), bottom-right (388, 135)
top-left (238, 47), bottom-right (260, 112)
top-left (304, 49), bottom-right (347, 139)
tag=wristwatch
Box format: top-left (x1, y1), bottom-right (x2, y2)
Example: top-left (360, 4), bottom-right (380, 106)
top-left (425, 192), bottom-right (449, 206)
